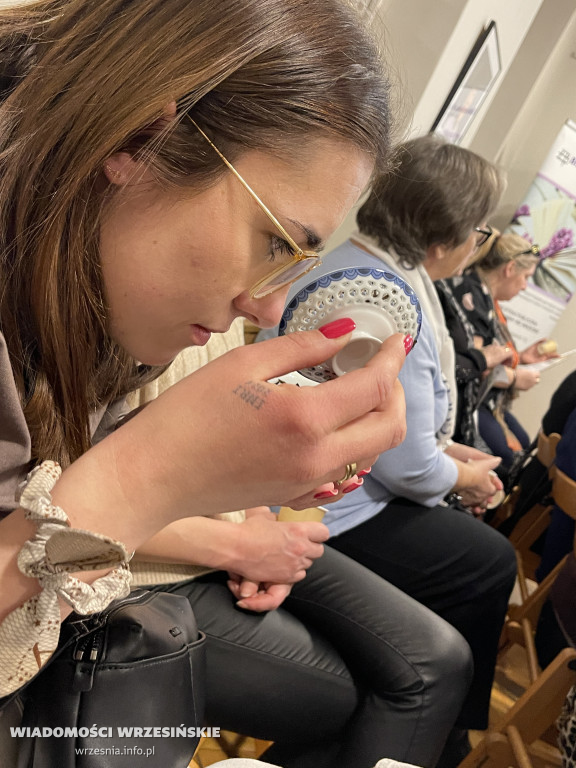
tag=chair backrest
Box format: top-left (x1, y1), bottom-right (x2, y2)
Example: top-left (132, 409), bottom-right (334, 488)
top-left (537, 431), bottom-right (561, 471)
top-left (497, 647), bottom-right (576, 741)
top-left (553, 468), bottom-right (576, 524)
top-left (459, 649), bottom-right (576, 768)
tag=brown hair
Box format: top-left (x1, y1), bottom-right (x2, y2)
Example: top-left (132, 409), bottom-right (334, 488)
top-left (0, 0), bottom-right (394, 466)
top-left (357, 134), bottom-right (506, 267)
top-left (474, 233), bottom-right (540, 273)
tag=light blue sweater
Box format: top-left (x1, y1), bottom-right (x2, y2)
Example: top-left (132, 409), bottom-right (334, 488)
top-left (300, 241), bottom-right (459, 537)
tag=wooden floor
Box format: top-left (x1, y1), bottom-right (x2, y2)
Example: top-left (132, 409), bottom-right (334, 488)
top-left (191, 730), bottom-right (271, 766)
top-left (189, 643), bottom-right (535, 766)
top-left (471, 643), bottom-right (532, 743)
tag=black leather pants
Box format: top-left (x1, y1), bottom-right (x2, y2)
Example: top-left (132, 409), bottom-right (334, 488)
top-left (161, 546), bottom-right (472, 768)
top-left (329, 498), bottom-right (517, 730)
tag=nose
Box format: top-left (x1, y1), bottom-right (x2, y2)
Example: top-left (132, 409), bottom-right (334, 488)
top-left (234, 285), bottom-right (291, 329)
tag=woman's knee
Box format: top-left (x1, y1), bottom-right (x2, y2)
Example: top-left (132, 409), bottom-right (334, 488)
top-left (454, 520), bottom-right (516, 600)
top-left (484, 527), bottom-right (517, 591)
top-left (418, 617), bottom-right (473, 707)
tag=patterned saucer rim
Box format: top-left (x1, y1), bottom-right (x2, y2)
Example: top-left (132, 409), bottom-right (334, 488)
top-left (278, 266), bottom-right (423, 382)
top-left (279, 266), bottom-right (422, 334)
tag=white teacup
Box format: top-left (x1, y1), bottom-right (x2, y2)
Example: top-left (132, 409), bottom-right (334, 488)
top-left (328, 305), bottom-right (397, 376)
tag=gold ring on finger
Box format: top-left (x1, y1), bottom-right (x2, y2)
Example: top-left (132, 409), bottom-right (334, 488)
top-left (336, 462), bottom-right (358, 485)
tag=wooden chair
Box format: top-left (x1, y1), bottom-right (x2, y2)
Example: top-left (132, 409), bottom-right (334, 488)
top-left (508, 432), bottom-right (561, 580)
top-left (553, 467), bottom-right (576, 521)
top-left (500, 554), bottom-right (568, 684)
top-left (459, 647), bottom-right (576, 768)
top-left (499, 464), bottom-right (576, 684)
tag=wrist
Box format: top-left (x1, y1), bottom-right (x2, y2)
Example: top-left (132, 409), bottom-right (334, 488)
top-left (452, 457), bottom-right (479, 492)
top-left (211, 520), bottom-right (250, 573)
top-left (509, 368), bottom-right (517, 388)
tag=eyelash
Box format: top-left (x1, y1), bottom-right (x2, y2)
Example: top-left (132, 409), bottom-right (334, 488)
top-left (268, 235), bottom-right (296, 263)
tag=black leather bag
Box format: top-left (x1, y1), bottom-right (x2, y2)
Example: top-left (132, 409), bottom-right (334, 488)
top-left (11, 589), bottom-right (206, 768)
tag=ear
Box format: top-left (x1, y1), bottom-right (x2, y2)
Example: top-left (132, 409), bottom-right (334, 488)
top-left (156, 100), bottom-right (177, 126)
top-left (503, 260), bottom-right (515, 278)
top-left (103, 152), bottom-right (145, 186)
top-left (103, 101), bottom-right (178, 186)
top-left (425, 243), bottom-right (447, 261)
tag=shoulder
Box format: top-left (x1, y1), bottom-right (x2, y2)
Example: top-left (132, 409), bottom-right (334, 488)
top-left (0, 333), bottom-right (32, 515)
top-left (400, 319), bottom-right (439, 388)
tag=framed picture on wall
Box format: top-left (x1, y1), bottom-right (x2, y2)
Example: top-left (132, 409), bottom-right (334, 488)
top-left (431, 20), bottom-right (501, 145)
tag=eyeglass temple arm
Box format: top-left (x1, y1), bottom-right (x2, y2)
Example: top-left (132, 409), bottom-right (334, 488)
top-left (187, 116), bottom-right (303, 254)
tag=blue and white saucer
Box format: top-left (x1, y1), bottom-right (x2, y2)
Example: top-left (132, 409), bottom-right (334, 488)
top-left (279, 266), bottom-right (422, 382)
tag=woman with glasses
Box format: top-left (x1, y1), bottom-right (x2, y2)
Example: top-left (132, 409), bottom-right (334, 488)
top-left (442, 232), bottom-right (557, 471)
top-left (286, 135), bottom-right (518, 768)
top-left (0, 2), bottom-right (474, 767)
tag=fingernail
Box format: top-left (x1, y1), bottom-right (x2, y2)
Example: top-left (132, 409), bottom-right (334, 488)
top-left (314, 490), bottom-right (338, 500)
top-left (404, 334), bottom-right (415, 355)
top-left (357, 467), bottom-right (372, 477)
top-left (319, 318), bottom-right (356, 339)
top-left (343, 481), bottom-right (363, 494)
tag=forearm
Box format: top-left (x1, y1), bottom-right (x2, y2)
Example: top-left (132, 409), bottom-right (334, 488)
top-left (454, 349), bottom-right (486, 384)
top-left (373, 448), bottom-right (457, 506)
top-left (139, 511), bottom-right (328, 586)
top-left (0, 425), bottom-right (205, 624)
top-left (491, 365), bottom-right (515, 389)
top-left (450, 458), bottom-right (478, 492)
top-left (136, 517), bottom-right (244, 570)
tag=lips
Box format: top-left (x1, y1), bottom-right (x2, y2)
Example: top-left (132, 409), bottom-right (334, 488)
top-left (189, 323), bottom-right (231, 346)
top-left (189, 324), bottom-right (213, 346)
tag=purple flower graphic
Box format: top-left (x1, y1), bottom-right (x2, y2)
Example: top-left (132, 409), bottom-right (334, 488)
top-left (541, 227), bottom-right (574, 258)
top-left (513, 204), bottom-right (530, 219)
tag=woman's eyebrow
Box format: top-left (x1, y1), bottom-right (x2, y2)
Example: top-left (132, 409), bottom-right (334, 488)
top-left (289, 219), bottom-right (325, 252)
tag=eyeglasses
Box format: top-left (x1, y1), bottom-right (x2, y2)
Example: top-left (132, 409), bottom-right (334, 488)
top-left (474, 224), bottom-right (493, 247)
top-left (188, 116), bottom-right (322, 298)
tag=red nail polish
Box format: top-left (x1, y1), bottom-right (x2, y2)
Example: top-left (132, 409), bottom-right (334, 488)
top-left (404, 334), bottom-right (414, 355)
top-left (357, 468), bottom-right (371, 477)
top-left (319, 317), bottom-right (356, 339)
top-left (314, 491), bottom-right (338, 500)
top-left (343, 481), bottom-right (363, 494)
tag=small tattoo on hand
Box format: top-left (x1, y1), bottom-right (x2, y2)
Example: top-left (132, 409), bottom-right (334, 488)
top-left (232, 381), bottom-right (269, 410)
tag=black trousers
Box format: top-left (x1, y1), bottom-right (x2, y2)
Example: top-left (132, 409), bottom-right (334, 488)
top-left (328, 498), bottom-right (517, 730)
top-left (158, 545), bottom-right (472, 768)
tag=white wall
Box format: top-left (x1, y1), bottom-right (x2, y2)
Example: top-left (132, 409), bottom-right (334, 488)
top-left (471, 0), bottom-right (576, 230)
top-left (325, 0), bottom-right (546, 253)
top-left (409, 0), bottom-right (544, 144)
top-left (327, 0), bottom-right (576, 438)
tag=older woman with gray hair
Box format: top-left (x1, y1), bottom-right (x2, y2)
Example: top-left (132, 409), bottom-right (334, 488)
top-left (288, 134), bottom-right (518, 768)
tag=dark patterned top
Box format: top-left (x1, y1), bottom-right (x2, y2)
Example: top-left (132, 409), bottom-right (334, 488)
top-left (435, 278), bottom-right (487, 446)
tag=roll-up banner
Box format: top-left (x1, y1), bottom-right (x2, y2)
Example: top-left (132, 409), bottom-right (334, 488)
top-left (503, 119), bottom-right (576, 350)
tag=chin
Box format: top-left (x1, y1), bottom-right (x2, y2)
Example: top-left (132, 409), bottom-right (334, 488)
top-left (132, 346), bottom-right (183, 367)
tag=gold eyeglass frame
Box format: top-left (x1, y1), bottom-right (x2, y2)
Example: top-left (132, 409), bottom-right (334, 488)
top-left (188, 116), bottom-right (322, 298)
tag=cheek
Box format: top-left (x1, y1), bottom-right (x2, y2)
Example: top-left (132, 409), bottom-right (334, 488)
top-left (509, 280), bottom-right (522, 298)
top-left (467, 234), bottom-right (479, 258)
top-left (458, 241), bottom-right (477, 270)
